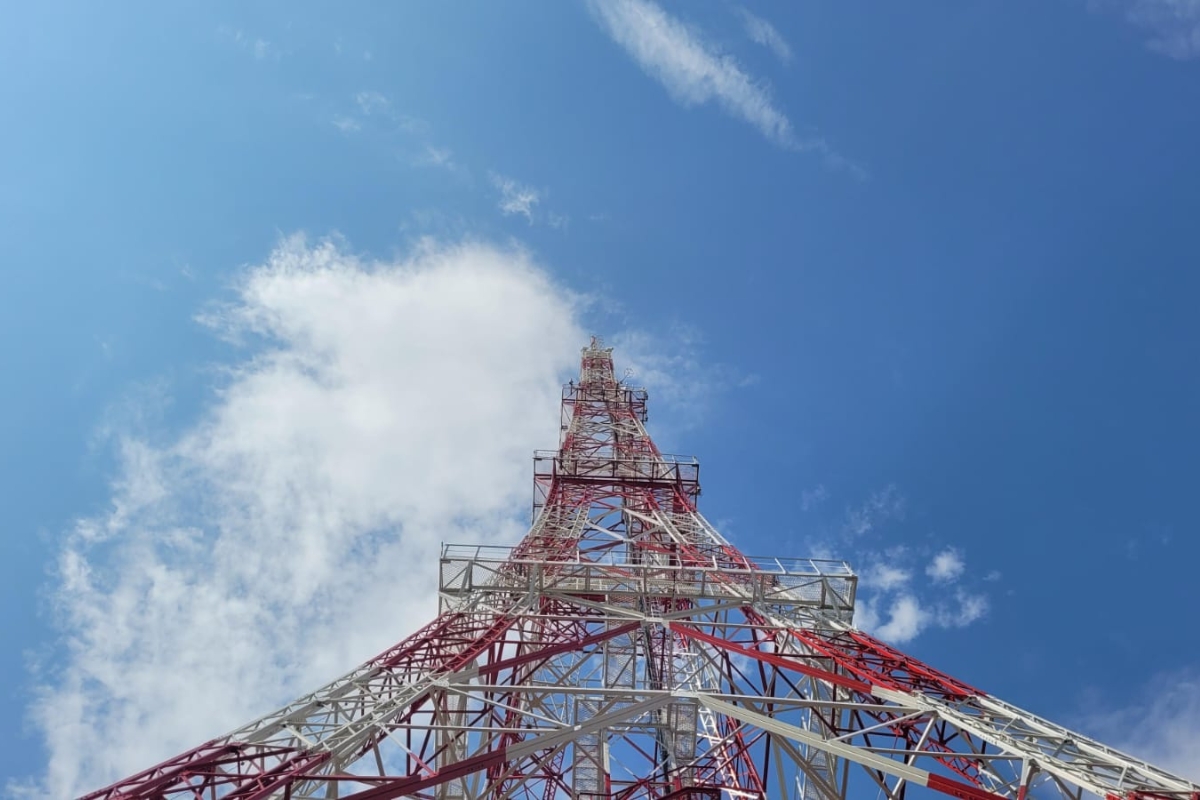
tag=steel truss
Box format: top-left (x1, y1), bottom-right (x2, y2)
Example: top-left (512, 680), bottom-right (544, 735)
top-left (83, 339), bottom-right (1200, 800)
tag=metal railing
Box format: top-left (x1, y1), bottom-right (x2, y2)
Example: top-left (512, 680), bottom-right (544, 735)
top-left (439, 543), bottom-right (856, 616)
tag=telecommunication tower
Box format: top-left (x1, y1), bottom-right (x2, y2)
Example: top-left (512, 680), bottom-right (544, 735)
top-left (82, 339), bottom-right (1199, 800)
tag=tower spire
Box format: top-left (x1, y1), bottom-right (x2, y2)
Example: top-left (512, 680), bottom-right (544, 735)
top-left (81, 341), bottom-right (1199, 800)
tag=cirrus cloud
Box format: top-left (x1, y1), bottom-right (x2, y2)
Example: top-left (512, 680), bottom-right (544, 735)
top-left (586, 0), bottom-right (862, 178)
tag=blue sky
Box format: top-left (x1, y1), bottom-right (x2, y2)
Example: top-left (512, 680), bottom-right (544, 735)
top-left (3, 1), bottom-right (1200, 795)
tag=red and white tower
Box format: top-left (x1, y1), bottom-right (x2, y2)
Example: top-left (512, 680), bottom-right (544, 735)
top-left (83, 339), bottom-right (1198, 800)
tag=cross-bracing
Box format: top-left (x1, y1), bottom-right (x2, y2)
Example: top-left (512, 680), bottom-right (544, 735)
top-left (82, 339), bottom-right (1199, 800)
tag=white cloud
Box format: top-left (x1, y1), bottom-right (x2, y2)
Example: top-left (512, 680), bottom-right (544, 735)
top-left (864, 563), bottom-right (911, 591)
top-left (332, 115), bottom-right (361, 134)
top-left (611, 325), bottom-right (755, 435)
top-left (800, 484), bottom-right (828, 512)
top-left (938, 590), bottom-right (988, 627)
top-left (587, 0), bottom-right (862, 175)
top-left (874, 595), bottom-right (928, 642)
top-left (738, 7), bottom-right (793, 63)
top-left (846, 527), bottom-right (988, 643)
top-left (420, 145), bottom-right (454, 167)
top-left (218, 27), bottom-right (276, 61)
top-left (18, 235), bottom-right (585, 798)
top-left (851, 597), bottom-right (880, 634)
top-left (348, 91), bottom-right (428, 134)
top-left (1082, 670), bottom-right (1200, 780)
top-left (414, 145), bottom-right (467, 177)
top-left (1120, 0), bottom-right (1200, 59)
top-left (858, 590), bottom-right (988, 644)
top-left (588, 0), bottom-right (796, 146)
top-left (926, 548), bottom-right (965, 583)
top-left (491, 172), bottom-right (542, 223)
top-left (396, 116), bottom-right (429, 135)
top-left (355, 90), bottom-right (391, 116)
top-left (842, 484), bottom-right (905, 538)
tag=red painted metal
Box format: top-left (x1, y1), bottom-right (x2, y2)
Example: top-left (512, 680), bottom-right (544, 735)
top-left (78, 339), bottom-right (1200, 800)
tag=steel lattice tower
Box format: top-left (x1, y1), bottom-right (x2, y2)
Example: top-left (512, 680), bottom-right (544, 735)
top-left (83, 339), bottom-right (1199, 800)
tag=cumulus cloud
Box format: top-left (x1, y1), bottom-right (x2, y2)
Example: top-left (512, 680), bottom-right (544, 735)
top-left (874, 595), bottom-right (928, 642)
top-left (19, 235), bottom-right (585, 798)
top-left (491, 173), bottom-right (542, 223)
top-left (833, 494), bottom-right (988, 643)
top-left (864, 563), bottom-right (911, 591)
top-left (738, 7), bottom-right (793, 63)
top-left (1119, 0), bottom-right (1200, 59)
top-left (855, 588), bottom-right (988, 644)
top-left (855, 545), bottom-right (985, 643)
top-left (926, 548), bottom-right (965, 582)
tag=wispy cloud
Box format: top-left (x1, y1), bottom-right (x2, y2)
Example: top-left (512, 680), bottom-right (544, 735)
top-left (842, 484), bottom-right (906, 538)
top-left (328, 95), bottom-right (489, 199)
top-left (331, 115), bottom-right (361, 134)
top-left (738, 7), bottom-right (792, 63)
top-left (587, 0), bottom-right (861, 175)
top-left (588, 0), bottom-right (794, 145)
top-left (343, 91), bottom-right (428, 133)
top-left (414, 145), bottom-right (468, 178)
top-left (419, 145), bottom-right (454, 168)
top-left (1081, 669), bottom-right (1200, 780)
top-left (611, 325), bottom-right (757, 438)
top-left (16, 235), bottom-right (585, 798)
top-left (398, 208), bottom-right (474, 240)
top-left (491, 172), bottom-right (542, 223)
top-left (219, 27), bottom-right (277, 61)
top-left (331, 92), bottom-right (444, 167)
top-left (801, 484), bottom-right (828, 512)
top-left (355, 90), bottom-right (391, 116)
top-left (1117, 0), bottom-right (1200, 59)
